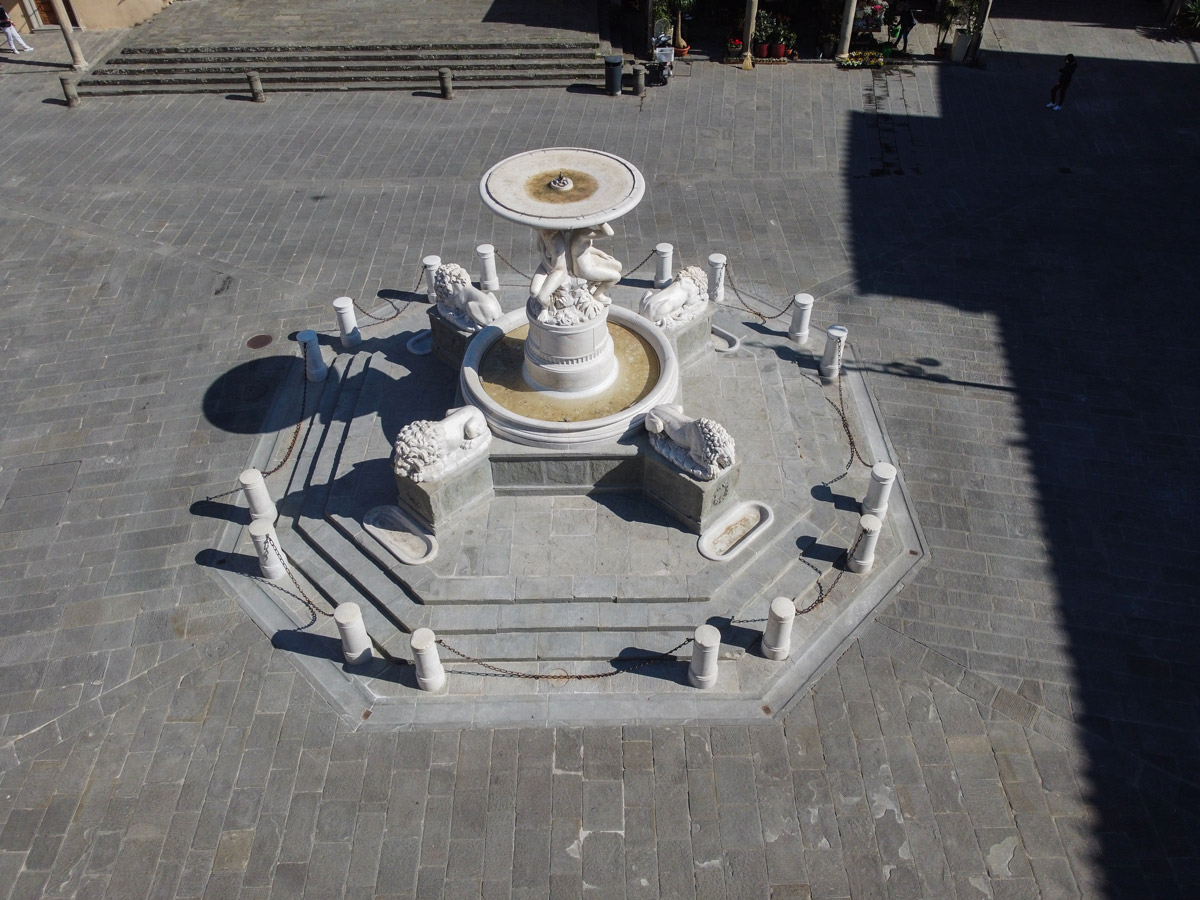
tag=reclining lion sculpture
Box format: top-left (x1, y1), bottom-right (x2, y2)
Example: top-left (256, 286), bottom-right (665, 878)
top-left (638, 265), bottom-right (709, 330)
top-left (644, 403), bottom-right (735, 481)
top-left (434, 263), bottom-right (503, 332)
top-left (393, 406), bottom-right (492, 484)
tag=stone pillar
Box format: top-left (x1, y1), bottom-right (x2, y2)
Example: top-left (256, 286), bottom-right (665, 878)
top-left (654, 243), bottom-right (674, 288)
top-left (334, 603), bottom-right (372, 665)
top-left (297, 330), bottom-right (328, 382)
top-left (238, 468), bottom-right (277, 524)
top-left (246, 71), bottom-right (266, 103)
top-left (248, 519), bottom-right (286, 580)
top-left (688, 624), bottom-right (721, 689)
top-left (438, 67), bottom-right (454, 100)
top-left (422, 255), bottom-right (442, 303)
top-left (411, 628), bottom-right (447, 692)
top-left (632, 64), bottom-right (646, 97)
top-left (333, 297), bottom-right (361, 349)
top-left (836, 0), bottom-right (857, 58)
top-left (848, 514), bottom-right (882, 574)
top-left (707, 253), bottom-right (727, 304)
top-left (48, 0), bottom-right (86, 70)
top-left (788, 293), bottom-right (815, 345)
top-left (761, 596), bottom-right (795, 661)
top-left (477, 244), bottom-right (500, 293)
top-left (59, 75), bottom-right (80, 109)
top-left (862, 462), bottom-right (897, 519)
top-left (818, 324), bottom-right (848, 379)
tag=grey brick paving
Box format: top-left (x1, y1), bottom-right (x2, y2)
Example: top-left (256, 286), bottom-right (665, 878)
top-left (0, 0), bottom-right (1199, 897)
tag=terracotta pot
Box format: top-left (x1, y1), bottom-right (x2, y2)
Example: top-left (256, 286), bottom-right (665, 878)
top-left (753, 42), bottom-right (768, 58)
top-left (933, 43), bottom-right (948, 59)
top-left (770, 43), bottom-right (786, 58)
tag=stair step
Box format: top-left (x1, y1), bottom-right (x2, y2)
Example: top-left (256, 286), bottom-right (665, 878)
top-left (110, 48), bottom-right (601, 65)
top-left (78, 74), bottom-right (602, 95)
top-left (117, 41), bottom-right (600, 56)
top-left (94, 58), bottom-right (604, 77)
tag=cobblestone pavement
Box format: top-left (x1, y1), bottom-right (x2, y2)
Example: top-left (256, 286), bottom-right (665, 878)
top-left (1, 0), bottom-right (1199, 897)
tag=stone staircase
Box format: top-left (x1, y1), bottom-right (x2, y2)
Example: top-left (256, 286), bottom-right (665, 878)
top-left (76, 41), bottom-right (606, 96)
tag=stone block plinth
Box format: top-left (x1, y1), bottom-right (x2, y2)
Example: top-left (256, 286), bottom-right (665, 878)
top-left (395, 453), bottom-right (494, 536)
top-left (428, 306), bottom-right (475, 370)
top-left (642, 449), bottom-right (739, 534)
top-left (663, 303), bottom-right (715, 367)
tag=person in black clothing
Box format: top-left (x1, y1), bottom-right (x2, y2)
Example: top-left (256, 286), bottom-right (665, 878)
top-left (894, 3), bottom-right (917, 53)
top-left (1048, 54), bottom-right (1077, 110)
top-left (0, 10), bottom-right (33, 53)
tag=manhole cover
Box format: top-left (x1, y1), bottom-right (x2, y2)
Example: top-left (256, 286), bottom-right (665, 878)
top-left (246, 334), bottom-right (273, 349)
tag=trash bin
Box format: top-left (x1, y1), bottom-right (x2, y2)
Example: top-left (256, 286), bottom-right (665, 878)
top-left (604, 55), bottom-right (624, 96)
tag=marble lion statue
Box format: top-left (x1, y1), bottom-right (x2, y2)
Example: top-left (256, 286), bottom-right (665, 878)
top-left (638, 265), bottom-right (709, 330)
top-left (434, 263), bottom-right (502, 332)
top-left (393, 406), bottom-right (492, 484)
top-left (644, 403), bottom-right (735, 481)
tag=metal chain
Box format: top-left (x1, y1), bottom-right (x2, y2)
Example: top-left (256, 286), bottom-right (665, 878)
top-left (795, 529), bottom-right (866, 615)
top-left (620, 248), bottom-right (657, 280)
top-left (725, 264), bottom-right (794, 322)
top-left (436, 635), bottom-right (696, 680)
top-left (349, 264), bottom-right (426, 326)
top-left (494, 249), bottom-right (531, 280)
top-left (264, 533), bottom-right (333, 624)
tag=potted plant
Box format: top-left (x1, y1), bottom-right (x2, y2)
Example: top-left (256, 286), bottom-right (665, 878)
top-left (932, 0), bottom-right (957, 57)
top-left (773, 20), bottom-right (795, 58)
top-left (754, 9), bottom-right (776, 58)
top-left (653, 0), bottom-right (695, 54)
top-left (726, 36), bottom-right (744, 60)
top-left (950, 0), bottom-right (977, 61)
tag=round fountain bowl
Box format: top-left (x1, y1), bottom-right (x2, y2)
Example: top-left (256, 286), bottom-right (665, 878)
top-left (461, 307), bottom-right (680, 449)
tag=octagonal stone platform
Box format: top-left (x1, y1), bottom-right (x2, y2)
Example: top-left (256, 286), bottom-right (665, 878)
top-left (210, 291), bottom-right (926, 728)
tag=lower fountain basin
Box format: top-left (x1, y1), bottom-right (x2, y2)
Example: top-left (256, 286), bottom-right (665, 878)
top-left (461, 306), bottom-right (680, 449)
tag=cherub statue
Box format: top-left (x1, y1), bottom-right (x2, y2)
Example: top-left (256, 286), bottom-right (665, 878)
top-left (568, 223), bottom-right (622, 306)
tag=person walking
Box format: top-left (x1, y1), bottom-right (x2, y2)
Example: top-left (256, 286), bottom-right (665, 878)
top-left (895, 2), bottom-right (917, 53)
top-left (1047, 53), bottom-right (1077, 110)
top-left (1, 10), bottom-right (32, 53)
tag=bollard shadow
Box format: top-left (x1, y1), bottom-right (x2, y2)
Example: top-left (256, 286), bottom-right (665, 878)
top-left (223, 94), bottom-right (258, 102)
top-left (410, 90), bottom-right (444, 99)
top-left (706, 615), bottom-right (761, 653)
top-left (565, 83), bottom-right (609, 96)
top-left (195, 548), bottom-right (260, 577)
top-left (202, 354), bottom-right (305, 434)
top-left (810, 483), bottom-right (859, 512)
top-left (797, 537), bottom-right (846, 566)
top-left (41, 97), bottom-right (71, 107)
top-left (611, 649), bottom-right (689, 684)
top-left (744, 319), bottom-right (790, 339)
top-left (270, 628), bottom-right (342, 662)
top-left (190, 499), bottom-right (249, 525)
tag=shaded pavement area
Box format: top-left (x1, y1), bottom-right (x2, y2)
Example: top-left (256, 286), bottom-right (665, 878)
top-left (0, 0), bottom-right (1198, 897)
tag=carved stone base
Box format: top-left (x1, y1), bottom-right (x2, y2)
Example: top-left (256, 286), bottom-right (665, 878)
top-left (428, 306), bottom-right (475, 370)
top-left (642, 449), bottom-right (739, 534)
top-left (664, 303), bottom-right (715, 367)
top-left (394, 453), bottom-right (494, 536)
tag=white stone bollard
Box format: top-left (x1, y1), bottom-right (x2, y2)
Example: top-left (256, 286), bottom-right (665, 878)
top-left (422, 255), bottom-right (442, 303)
top-left (707, 252), bottom-right (727, 304)
top-left (248, 519), bottom-right (286, 581)
top-left (238, 468), bottom-right (277, 524)
top-left (654, 243), bottom-right (674, 288)
top-left (788, 293), bottom-right (815, 345)
top-left (818, 324), bottom-right (848, 379)
top-left (297, 330), bottom-right (328, 383)
top-left (687, 624), bottom-right (721, 689)
top-left (411, 628), bottom-right (446, 692)
top-left (862, 462), bottom-right (898, 519)
top-left (761, 597), bottom-right (796, 661)
top-left (332, 297), bottom-right (361, 349)
top-left (477, 244), bottom-right (500, 293)
top-left (847, 514), bottom-right (883, 574)
top-left (334, 603), bottom-right (373, 665)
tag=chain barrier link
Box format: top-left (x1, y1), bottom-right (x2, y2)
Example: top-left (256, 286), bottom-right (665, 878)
top-left (494, 249), bottom-right (531, 280)
top-left (620, 248), bottom-right (657, 280)
top-left (264, 533), bottom-right (333, 627)
top-left (436, 635), bottom-right (696, 680)
top-left (349, 263), bottom-right (427, 327)
top-left (795, 529), bottom-right (866, 615)
top-left (725, 264), bottom-right (795, 322)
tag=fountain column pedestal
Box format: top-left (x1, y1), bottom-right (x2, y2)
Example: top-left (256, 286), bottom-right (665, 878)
top-left (522, 296), bottom-right (618, 396)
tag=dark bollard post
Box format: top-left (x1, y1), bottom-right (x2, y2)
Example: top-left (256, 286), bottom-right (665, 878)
top-left (438, 67), bottom-right (454, 100)
top-left (632, 64), bottom-right (646, 97)
top-left (604, 55), bottom-right (624, 96)
top-left (246, 71), bottom-right (265, 103)
top-left (59, 75), bottom-right (80, 109)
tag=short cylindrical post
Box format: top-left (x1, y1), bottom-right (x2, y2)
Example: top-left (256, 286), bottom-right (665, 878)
top-left (238, 468), bottom-right (277, 524)
top-left (818, 324), bottom-right (848, 379)
top-left (687, 624), bottom-right (721, 690)
top-left (707, 253), bottom-right (727, 304)
top-left (297, 330), bottom-right (327, 382)
top-left (604, 55), bottom-right (624, 96)
top-left (248, 519), bottom-right (286, 581)
top-left (59, 75), bottom-right (80, 109)
top-left (654, 243), bottom-right (674, 288)
top-left (411, 628), bottom-right (446, 692)
top-left (862, 462), bottom-right (897, 519)
top-left (761, 597), bottom-right (796, 661)
top-left (632, 64), bottom-right (646, 97)
top-left (848, 514), bottom-right (883, 574)
top-left (246, 71), bottom-right (265, 103)
top-left (438, 67), bottom-right (454, 100)
top-left (422, 255), bottom-right (442, 303)
top-left (332, 297), bottom-right (361, 349)
top-left (476, 244), bottom-right (500, 293)
top-left (789, 293), bottom-right (815, 345)
top-left (334, 603), bottom-right (373, 666)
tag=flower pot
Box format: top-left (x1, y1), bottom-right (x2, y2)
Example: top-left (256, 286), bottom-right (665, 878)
top-left (770, 43), bottom-right (786, 58)
top-left (753, 42), bottom-right (769, 58)
top-left (933, 43), bottom-right (948, 59)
